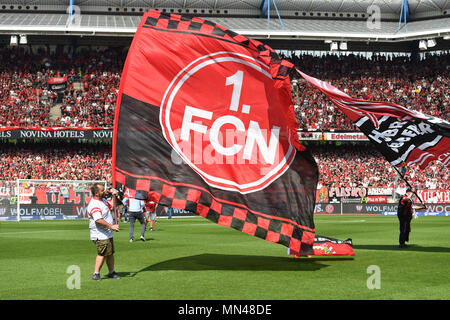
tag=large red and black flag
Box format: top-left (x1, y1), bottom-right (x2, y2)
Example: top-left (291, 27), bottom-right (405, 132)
top-left (112, 10), bottom-right (318, 255)
top-left (299, 70), bottom-right (450, 170)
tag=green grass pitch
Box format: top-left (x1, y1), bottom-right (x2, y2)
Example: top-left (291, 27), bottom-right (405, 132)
top-left (0, 215), bottom-right (449, 300)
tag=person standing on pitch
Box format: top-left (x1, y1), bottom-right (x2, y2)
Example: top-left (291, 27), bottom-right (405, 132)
top-left (88, 183), bottom-right (121, 281)
top-left (123, 196), bottom-right (147, 242)
top-left (166, 207), bottom-right (174, 219)
top-left (144, 200), bottom-right (158, 231)
top-left (397, 188), bottom-right (426, 248)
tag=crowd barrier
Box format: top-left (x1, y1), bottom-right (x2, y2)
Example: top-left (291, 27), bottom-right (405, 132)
top-left (1, 202), bottom-right (448, 221)
top-left (314, 203), bottom-right (450, 216)
top-left (1, 179), bottom-right (448, 220)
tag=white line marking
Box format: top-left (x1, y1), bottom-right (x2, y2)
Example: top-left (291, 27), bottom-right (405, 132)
top-left (316, 219), bottom-right (366, 223)
top-left (0, 230), bottom-right (72, 235)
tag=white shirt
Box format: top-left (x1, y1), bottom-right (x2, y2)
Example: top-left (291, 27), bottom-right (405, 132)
top-left (123, 197), bottom-right (145, 212)
top-left (87, 197), bottom-right (114, 240)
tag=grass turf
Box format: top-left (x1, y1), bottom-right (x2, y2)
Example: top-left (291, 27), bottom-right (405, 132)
top-left (0, 215), bottom-right (449, 300)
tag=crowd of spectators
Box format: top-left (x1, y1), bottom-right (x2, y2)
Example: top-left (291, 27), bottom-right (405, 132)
top-left (0, 142), bottom-right (112, 182)
top-left (0, 46), bottom-right (124, 128)
top-left (291, 52), bottom-right (450, 131)
top-left (310, 144), bottom-right (449, 190)
top-left (1, 46), bottom-right (448, 130)
top-left (0, 141), bottom-right (447, 191)
top-left (0, 47), bottom-right (55, 127)
top-left (54, 49), bottom-right (123, 127)
top-left (0, 46), bottom-right (448, 190)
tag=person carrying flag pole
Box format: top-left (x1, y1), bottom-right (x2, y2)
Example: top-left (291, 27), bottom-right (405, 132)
top-left (397, 188), bottom-right (427, 249)
top-left (87, 184), bottom-right (121, 281)
top-left (392, 163), bottom-right (428, 211)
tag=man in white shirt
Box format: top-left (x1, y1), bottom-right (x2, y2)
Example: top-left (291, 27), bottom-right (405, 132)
top-left (87, 183), bottom-right (120, 281)
top-left (122, 197), bottom-right (147, 242)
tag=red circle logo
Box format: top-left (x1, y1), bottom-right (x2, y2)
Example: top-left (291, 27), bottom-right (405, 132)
top-left (326, 204), bottom-right (334, 214)
top-left (160, 52), bottom-right (296, 194)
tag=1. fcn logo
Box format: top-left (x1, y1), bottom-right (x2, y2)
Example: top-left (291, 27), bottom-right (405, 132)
top-left (160, 52), bottom-right (296, 194)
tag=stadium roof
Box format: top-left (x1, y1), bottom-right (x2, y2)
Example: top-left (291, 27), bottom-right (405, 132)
top-left (0, 0), bottom-right (448, 17)
top-left (0, 13), bottom-right (448, 41)
top-left (0, 0), bottom-right (448, 41)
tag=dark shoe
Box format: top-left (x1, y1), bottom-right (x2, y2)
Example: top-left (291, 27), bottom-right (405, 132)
top-left (107, 272), bottom-right (121, 279)
top-left (92, 273), bottom-right (101, 281)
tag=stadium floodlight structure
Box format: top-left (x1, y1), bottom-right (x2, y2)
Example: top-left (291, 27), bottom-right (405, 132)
top-left (419, 39), bottom-right (428, 50)
top-left (0, 3), bottom-right (448, 43)
top-left (330, 41), bottom-right (338, 51)
top-left (16, 179), bottom-right (108, 222)
top-left (10, 35), bottom-right (18, 46)
top-left (427, 38), bottom-right (436, 47)
top-left (19, 34), bottom-right (27, 44)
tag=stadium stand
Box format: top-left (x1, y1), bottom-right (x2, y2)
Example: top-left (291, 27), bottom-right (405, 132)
top-left (0, 46), bottom-right (124, 127)
top-left (0, 141), bottom-right (447, 190)
top-left (0, 49), bottom-right (448, 190)
top-left (1, 47), bottom-right (448, 130)
top-left (0, 0), bottom-right (448, 197)
top-left (292, 53), bottom-right (450, 131)
top-left (0, 141), bottom-right (112, 181)
top-left (310, 144), bottom-right (449, 190)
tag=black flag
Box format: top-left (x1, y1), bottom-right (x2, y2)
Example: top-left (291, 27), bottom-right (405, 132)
top-left (299, 70), bottom-right (450, 170)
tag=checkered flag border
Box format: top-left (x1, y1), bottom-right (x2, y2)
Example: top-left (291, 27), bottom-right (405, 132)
top-left (116, 171), bottom-right (315, 254)
top-left (115, 9), bottom-right (314, 254)
top-left (142, 9), bottom-right (294, 80)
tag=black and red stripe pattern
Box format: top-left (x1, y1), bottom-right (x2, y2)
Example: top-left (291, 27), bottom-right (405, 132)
top-left (116, 169), bottom-right (315, 254)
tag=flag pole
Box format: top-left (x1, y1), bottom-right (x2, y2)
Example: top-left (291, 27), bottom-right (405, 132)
top-left (110, 188), bottom-right (119, 228)
top-left (391, 164), bottom-right (426, 207)
top-left (112, 195), bottom-right (118, 225)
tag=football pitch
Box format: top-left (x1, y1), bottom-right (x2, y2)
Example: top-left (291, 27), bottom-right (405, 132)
top-left (1, 215), bottom-right (449, 300)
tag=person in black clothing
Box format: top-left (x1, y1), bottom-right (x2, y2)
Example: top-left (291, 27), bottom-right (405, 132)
top-left (397, 188), bottom-right (426, 248)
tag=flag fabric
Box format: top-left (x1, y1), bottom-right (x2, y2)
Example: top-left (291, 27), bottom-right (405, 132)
top-left (288, 235), bottom-right (355, 256)
top-left (112, 10), bottom-right (318, 255)
top-left (298, 70), bottom-right (450, 170)
top-left (47, 76), bottom-right (68, 92)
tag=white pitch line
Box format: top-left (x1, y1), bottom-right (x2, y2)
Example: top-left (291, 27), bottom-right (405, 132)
top-left (167, 223), bottom-right (213, 227)
top-left (315, 219), bottom-right (366, 223)
top-left (0, 230), bottom-right (70, 235)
